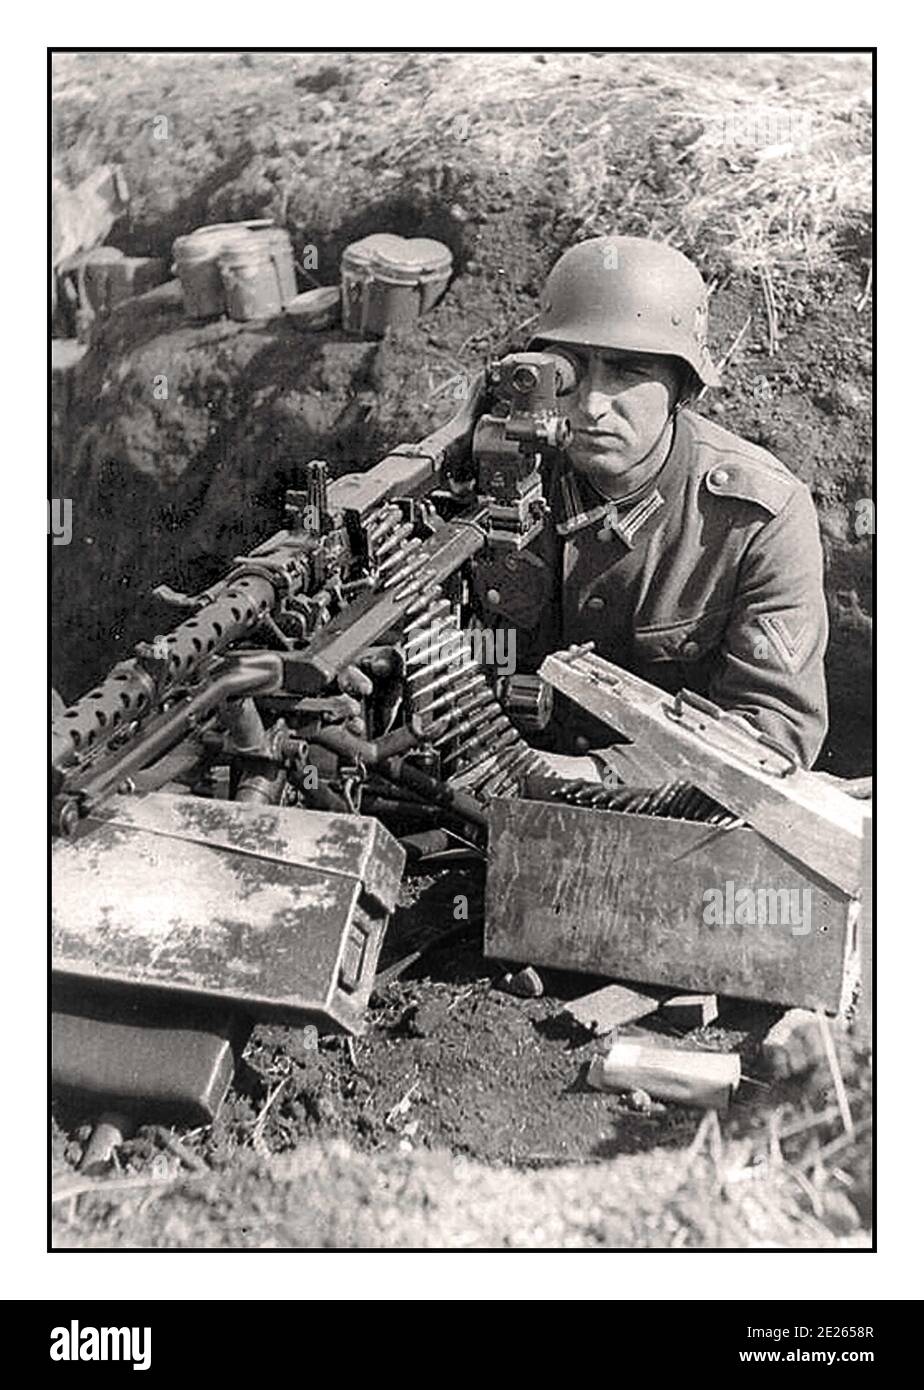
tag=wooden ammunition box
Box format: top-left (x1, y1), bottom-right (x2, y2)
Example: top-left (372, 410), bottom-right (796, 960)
top-left (485, 798), bottom-right (859, 1014)
top-left (52, 793), bottom-right (405, 1034)
top-left (84, 254), bottom-right (166, 315)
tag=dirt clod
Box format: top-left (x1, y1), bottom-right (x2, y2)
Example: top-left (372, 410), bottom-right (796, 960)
top-left (501, 967), bottom-right (545, 998)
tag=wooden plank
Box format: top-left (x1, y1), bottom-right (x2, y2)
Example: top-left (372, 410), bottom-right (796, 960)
top-left (565, 983), bottom-right (659, 1035)
top-left (485, 798), bottom-right (855, 1013)
top-left (539, 648), bottom-right (867, 897)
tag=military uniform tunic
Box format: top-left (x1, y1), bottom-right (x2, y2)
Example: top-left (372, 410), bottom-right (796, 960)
top-left (478, 408), bottom-right (829, 768)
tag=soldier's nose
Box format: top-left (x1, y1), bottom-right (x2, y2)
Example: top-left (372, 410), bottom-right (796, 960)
top-left (583, 388), bottom-right (614, 421)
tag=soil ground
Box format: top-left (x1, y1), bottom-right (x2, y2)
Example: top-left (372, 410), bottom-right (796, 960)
top-left (52, 861), bottom-right (872, 1249)
top-left (50, 51), bottom-right (873, 1248)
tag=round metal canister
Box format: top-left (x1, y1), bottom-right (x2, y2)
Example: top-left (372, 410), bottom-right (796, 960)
top-left (341, 234), bottom-right (452, 336)
top-left (172, 222), bottom-right (274, 319)
top-left (249, 226), bottom-right (297, 305)
top-left (405, 238), bottom-right (454, 311)
top-left (341, 234), bottom-right (405, 333)
top-left (172, 227), bottom-right (245, 319)
top-left (219, 241), bottom-right (289, 321)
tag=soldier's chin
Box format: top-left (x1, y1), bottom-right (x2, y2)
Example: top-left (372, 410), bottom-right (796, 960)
top-left (567, 438), bottom-right (637, 482)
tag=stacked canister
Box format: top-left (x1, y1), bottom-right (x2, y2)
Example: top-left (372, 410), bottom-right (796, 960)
top-left (173, 221), bottom-right (298, 321)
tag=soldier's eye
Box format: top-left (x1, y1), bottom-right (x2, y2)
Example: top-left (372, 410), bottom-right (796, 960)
top-left (554, 349), bottom-right (583, 395)
top-left (598, 357), bottom-right (641, 381)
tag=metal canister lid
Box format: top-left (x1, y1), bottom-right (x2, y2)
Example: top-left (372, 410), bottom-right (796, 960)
top-left (190, 220), bottom-right (274, 237)
top-left (285, 285), bottom-right (341, 329)
top-left (402, 238), bottom-right (454, 276)
top-left (252, 226), bottom-right (293, 244)
top-left (218, 242), bottom-right (274, 266)
top-left (175, 223), bottom-right (264, 260)
top-left (342, 232), bottom-right (452, 284)
top-left (379, 239), bottom-right (450, 281)
top-left (342, 233), bottom-right (407, 269)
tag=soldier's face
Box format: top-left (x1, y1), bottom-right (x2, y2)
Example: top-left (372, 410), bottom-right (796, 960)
top-left (559, 348), bottom-right (681, 485)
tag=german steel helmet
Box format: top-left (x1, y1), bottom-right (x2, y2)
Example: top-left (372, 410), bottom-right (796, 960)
top-left (529, 235), bottom-right (720, 389)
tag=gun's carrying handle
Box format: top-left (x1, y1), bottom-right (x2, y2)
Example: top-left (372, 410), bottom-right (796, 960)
top-left (669, 688), bottom-right (798, 778)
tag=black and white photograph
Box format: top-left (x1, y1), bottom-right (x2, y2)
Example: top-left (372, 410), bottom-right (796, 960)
top-left (49, 47), bottom-right (873, 1260)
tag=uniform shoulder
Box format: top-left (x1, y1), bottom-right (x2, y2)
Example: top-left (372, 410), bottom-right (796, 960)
top-left (679, 409), bottom-right (806, 518)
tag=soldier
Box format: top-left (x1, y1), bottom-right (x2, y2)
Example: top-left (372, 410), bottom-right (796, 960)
top-left (506, 235), bottom-right (830, 777)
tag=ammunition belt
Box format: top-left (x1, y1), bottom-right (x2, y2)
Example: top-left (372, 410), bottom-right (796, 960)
top-left (363, 498), bottom-right (553, 802)
top-left (523, 777), bottom-right (743, 826)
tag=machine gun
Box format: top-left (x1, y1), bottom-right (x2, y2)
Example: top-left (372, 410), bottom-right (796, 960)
top-left (50, 351), bottom-right (576, 1143)
top-left (51, 349), bottom-right (576, 836)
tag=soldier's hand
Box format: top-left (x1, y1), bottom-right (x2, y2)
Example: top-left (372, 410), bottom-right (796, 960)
top-left (813, 771), bottom-right (873, 800)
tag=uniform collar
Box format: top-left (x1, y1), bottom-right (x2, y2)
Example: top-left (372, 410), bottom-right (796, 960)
top-left (552, 411), bottom-right (693, 545)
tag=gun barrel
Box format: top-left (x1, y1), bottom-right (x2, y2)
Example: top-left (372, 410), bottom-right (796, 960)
top-left (52, 569), bottom-right (278, 782)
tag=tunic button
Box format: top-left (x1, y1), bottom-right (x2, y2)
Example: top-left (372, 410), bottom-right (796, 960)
top-left (586, 595), bottom-right (606, 612)
top-left (486, 588), bottom-right (501, 606)
top-left (575, 736), bottom-right (590, 753)
top-left (681, 638), bottom-right (700, 658)
top-left (711, 468), bottom-right (729, 486)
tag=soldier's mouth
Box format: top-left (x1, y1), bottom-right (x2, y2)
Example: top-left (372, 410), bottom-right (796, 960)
top-left (572, 428), bottom-right (629, 448)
